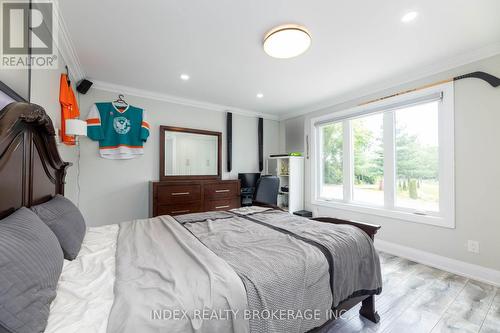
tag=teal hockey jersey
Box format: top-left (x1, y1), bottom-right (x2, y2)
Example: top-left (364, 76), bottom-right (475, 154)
top-left (86, 102), bottom-right (150, 159)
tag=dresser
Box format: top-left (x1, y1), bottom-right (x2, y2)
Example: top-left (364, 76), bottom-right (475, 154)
top-left (150, 180), bottom-right (241, 217)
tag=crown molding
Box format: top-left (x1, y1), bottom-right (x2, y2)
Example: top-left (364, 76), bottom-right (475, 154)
top-left (50, 0), bottom-right (500, 123)
top-left (52, 0), bottom-right (85, 82)
top-left (279, 41), bottom-right (500, 121)
top-left (91, 80), bottom-right (279, 120)
top-left (51, 1), bottom-right (274, 120)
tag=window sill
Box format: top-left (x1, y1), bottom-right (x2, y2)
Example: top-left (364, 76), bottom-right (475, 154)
top-left (312, 199), bottom-right (455, 229)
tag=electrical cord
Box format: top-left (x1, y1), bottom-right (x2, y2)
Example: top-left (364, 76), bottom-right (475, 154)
top-left (76, 136), bottom-right (81, 207)
top-left (76, 90), bottom-right (81, 208)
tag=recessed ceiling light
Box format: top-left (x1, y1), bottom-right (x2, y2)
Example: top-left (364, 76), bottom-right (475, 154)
top-left (180, 74), bottom-right (190, 81)
top-left (263, 24), bottom-right (311, 59)
top-left (256, 93), bottom-right (264, 99)
top-left (401, 11), bottom-right (418, 23)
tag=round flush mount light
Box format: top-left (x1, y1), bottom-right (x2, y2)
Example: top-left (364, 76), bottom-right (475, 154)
top-left (263, 24), bottom-right (311, 59)
top-left (401, 11), bottom-right (418, 23)
top-left (180, 74), bottom-right (190, 81)
top-left (256, 93), bottom-right (264, 99)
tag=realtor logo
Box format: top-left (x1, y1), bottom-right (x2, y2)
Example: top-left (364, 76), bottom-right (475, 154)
top-left (1, 0), bottom-right (58, 69)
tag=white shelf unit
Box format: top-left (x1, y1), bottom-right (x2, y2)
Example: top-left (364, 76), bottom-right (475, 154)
top-left (266, 156), bottom-right (304, 214)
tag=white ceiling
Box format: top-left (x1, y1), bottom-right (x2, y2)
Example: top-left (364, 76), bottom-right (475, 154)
top-left (59, 0), bottom-right (500, 117)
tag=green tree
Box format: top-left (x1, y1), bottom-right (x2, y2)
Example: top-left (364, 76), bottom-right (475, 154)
top-left (409, 179), bottom-right (418, 199)
top-left (322, 123), bottom-right (343, 184)
top-left (396, 123), bottom-right (438, 198)
top-left (321, 120), bottom-right (438, 193)
top-left (353, 119), bottom-right (383, 185)
top-left (396, 125), bottom-right (438, 181)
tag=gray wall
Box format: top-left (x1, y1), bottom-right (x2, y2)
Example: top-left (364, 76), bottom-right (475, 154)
top-left (1, 29), bottom-right (82, 206)
top-left (0, 70), bottom-right (29, 101)
top-left (283, 54), bottom-right (500, 271)
top-left (31, 81), bottom-right (280, 226)
top-left (0, 17), bottom-right (29, 101)
top-left (14, 45), bottom-right (281, 227)
top-left (9, 23), bottom-right (500, 272)
top-left (285, 116), bottom-right (305, 154)
top-left (75, 89), bottom-right (280, 226)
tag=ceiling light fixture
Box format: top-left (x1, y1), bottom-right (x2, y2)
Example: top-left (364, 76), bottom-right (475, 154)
top-left (401, 11), bottom-right (418, 23)
top-left (256, 93), bottom-right (264, 99)
top-left (263, 24), bottom-right (311, 59)
top-left (180, 74), bottom-right (190, 81)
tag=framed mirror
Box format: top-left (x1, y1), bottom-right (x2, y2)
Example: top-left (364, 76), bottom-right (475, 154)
top-left (160, 126), bottom-right (222, 180)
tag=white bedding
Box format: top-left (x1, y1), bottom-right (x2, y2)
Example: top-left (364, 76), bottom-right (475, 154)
top-left (45, 225), bottom-right (118, 333)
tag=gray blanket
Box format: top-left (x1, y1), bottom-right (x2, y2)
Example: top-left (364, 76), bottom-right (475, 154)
top-left (107, 216), bottom-right (249, 333)
top-left (107, 207), bottom-right (382, 333)
top-left (176, 207), bottom-right (382, 333)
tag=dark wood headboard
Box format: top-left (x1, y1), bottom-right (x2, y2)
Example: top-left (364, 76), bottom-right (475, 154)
top-left (0, 102), bottom-right (71, 219)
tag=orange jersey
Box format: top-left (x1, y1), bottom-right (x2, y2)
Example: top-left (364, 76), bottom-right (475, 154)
top-left (59, 74), bottom-right (80, 145)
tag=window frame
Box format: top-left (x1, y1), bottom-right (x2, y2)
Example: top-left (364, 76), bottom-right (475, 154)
top-left (310, 82), bottom-right (455, 228)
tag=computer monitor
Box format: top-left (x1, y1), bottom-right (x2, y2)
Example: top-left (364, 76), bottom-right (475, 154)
top-left (238, 173), bottom-right (261, 191)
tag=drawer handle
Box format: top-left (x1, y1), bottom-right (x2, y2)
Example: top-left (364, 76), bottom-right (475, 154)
top-left (215, 205), bottom-right (230, 209)
top-left (172, 210), bottom-right (190, 214)
top-left (215, 189), bottom-right (230, 193)
top-left (171, 192), bottom-right (190, 196)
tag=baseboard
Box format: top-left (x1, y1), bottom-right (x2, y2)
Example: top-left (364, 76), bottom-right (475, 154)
top-left (375, 239), bottom-right (500, 287)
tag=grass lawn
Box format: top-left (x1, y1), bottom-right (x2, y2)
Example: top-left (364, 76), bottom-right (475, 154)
top-left (351, 179), bottom-right (439, 211)
top-left (322, 179), bottom-right (439, 211)
top-left (396, 180), bottom-right (439, 202)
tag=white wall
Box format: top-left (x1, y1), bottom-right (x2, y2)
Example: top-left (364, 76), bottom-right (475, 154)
top-left (283, 54), bottom-right (500, 272)
top-left (29, 51), bottom-right (80, 206)
top-left (75, 88), bottom-right (280, 226)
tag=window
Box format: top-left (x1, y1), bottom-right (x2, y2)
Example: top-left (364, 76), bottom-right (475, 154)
top-left (319, 122), bottom-right (343, 200)
top-left (352, 113), bottom-right (384, 206)
top-left (312, 83), bottom-right (454, 227)
top-left (395, 102), bottom-right (439, 212)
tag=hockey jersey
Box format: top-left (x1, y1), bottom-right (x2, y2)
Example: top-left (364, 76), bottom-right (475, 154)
top-left (86, 102), bottom-right (150, 159)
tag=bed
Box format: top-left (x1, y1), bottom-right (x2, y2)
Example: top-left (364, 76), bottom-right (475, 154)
top-left (0, 100), bottom-right (382, 333)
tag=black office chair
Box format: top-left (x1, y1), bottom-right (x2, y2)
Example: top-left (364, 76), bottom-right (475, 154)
top-left (253, 176), bottom-right (279, 206)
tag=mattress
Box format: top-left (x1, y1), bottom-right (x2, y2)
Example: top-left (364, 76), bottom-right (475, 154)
top-left (45, 224), bottom-right (118, 333)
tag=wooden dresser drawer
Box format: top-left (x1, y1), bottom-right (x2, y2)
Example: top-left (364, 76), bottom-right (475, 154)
top-left (150, 180), bottom-right (241, 218)
top-left (204, 182), bottom-right (239, 199)
top-left (157, 184), bottom-right (201, 204)
top-left (157, 202), bottom-right (202, 216)
top-left (204, 198), bottom-right (240, 212)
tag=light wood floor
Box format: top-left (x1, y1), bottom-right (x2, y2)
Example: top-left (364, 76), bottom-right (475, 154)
top-left (322, 252), bottom-right (500, 333)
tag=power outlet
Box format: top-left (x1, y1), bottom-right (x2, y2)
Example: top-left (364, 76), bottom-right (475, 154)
top-left (467, 240), bottom-right (480, 254)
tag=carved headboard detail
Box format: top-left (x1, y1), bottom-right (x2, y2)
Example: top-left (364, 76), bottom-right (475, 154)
top-left (0, 102), bottom-right (71, 219)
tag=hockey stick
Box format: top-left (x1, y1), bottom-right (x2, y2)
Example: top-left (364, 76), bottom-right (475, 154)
top-left (359, 71), bottom-right (500, 106)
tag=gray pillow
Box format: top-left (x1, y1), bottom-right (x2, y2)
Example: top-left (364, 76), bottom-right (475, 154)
top-left (31, 195), bottom-right (86, 260)
top-left (0, 207), bottom-right (63, 333)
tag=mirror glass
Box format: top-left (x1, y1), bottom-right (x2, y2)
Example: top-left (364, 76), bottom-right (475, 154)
top-left (164, 130), bottom-right (219, 176)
